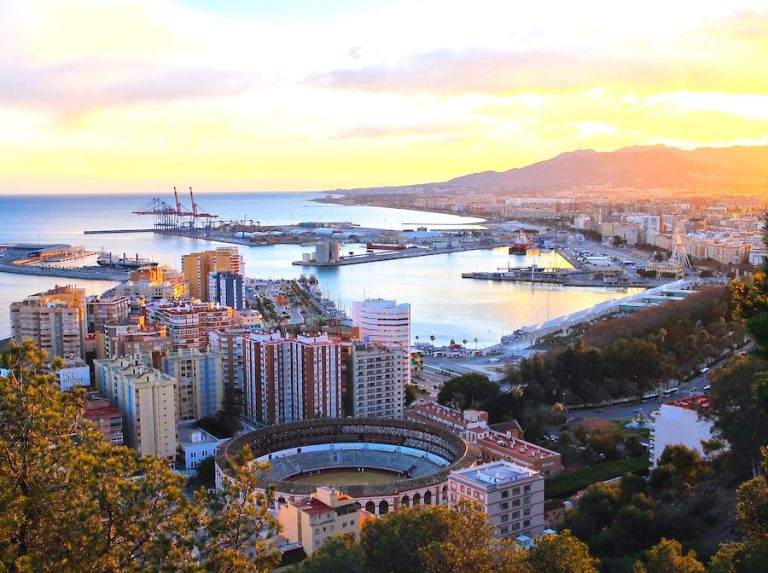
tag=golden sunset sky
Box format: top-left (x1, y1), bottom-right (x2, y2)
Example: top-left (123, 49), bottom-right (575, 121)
top-left (1, 0), bottom-right (767, 194)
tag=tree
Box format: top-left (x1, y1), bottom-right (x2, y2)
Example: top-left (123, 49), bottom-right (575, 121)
top-left (0, 340), bottom-right (201, 572)
top-left (708, 355), bottom-right (768, 477)
top-left (0, 339), bottom-right (278, 573)
top-left (216, 379), bottom-right (242, 438)
top-left (202, 448), bottom-right (280, 572)
top-left (525, 530), bottom-right (598, 573)
top-left (297, 534), bottom-right (365, 573)
top-left (708, 448), bottom-right (768, 573)
top-left (632, 538), bottom-right (704, 573)
top-left (437, 373), bottom-right (499, 410)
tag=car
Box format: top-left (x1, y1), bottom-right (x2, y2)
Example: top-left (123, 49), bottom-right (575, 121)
top-left (703, 385), bottom-right (711, 392)
top-left (699, 367), bottom-right (710, 375)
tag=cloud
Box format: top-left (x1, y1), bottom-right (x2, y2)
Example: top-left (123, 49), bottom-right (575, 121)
top-left (310, 47), bottom-right (760, 95)
top-left (0, 58), bottom-right (257, 116)
top-left (333, 121), bottom-right (463, 140)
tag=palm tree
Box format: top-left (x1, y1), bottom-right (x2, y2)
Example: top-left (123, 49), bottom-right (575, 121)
top-left (450, 338), bottom-right (456, 347)
top-left (429, 335), bottom-right (435, 346)
top-left (473, 337), bottom-right (478, 350)
top-left (415, 335), bottom-right (420, 345)
top-left (462, 339), bottom-right (468, 347)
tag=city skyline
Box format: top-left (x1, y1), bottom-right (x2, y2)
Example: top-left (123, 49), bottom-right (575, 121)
top-left (1, 0), bottom-right (767, 194)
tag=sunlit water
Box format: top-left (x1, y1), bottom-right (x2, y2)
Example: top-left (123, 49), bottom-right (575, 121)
top-left (0, 192), bottom-right (637, 343)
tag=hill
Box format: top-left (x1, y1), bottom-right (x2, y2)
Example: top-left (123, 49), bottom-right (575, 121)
top-left (441, 145), bottom-right (768, 190)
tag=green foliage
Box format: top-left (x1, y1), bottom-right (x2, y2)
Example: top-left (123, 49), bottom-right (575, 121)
top-left (545, 456), bottom-right (649, 499)
top-left (500, 287), bottom-right (741, 411)
top-left (632, 538), bottom-right (704, 573)
top-left (708, 355), bottom-right (768, 477)
top-left (708, 449), bottom-right (768, 572)
top-left (437, 373), bottom-right (499, 410)
top-left (526, 530), bottom-right (599, 573)
top-left (404, 384), bottom-right (418, 406)
top-left (216, 380), bottom-right (242, 437)
top-left (0, 339), bottom-right (277, 573)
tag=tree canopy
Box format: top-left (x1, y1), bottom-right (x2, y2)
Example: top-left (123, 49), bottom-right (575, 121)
top-left (0, 339), bottom-right (277, 573)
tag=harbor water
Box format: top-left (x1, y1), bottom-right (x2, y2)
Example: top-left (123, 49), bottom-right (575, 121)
top-left (0, 192), bottom-right (638, 344)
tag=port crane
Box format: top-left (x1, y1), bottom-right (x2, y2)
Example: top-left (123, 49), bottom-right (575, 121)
top-left (132, 187), bottom-right (218, 234)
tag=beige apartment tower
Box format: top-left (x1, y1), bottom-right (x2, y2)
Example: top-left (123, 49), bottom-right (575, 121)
top-left (10, 285), bottom-right (87, 360)
top-left (182, 247), bottom-right (244, 301)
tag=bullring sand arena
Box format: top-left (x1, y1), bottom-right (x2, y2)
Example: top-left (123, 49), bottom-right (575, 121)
top-left (215, 417), bottom-right (480, 515)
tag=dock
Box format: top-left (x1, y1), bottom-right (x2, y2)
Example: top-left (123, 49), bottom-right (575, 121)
top-left (0, 262), bottom-right (129, 281)
top-left (461, 269), bottom-right (647, 288)
top-left (84, 228), bottom-right (156, 235)
top-left (293, 242), bottom-right (505, 267)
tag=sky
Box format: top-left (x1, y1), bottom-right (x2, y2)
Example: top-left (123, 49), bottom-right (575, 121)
top-left (1, 0), bottom-right (767, 194)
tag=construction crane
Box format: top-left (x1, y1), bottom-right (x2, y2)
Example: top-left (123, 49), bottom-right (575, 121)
top-left (132, 187), bottom-right (218, 234)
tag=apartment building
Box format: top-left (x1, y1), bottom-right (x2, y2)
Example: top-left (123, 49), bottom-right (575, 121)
top-left (86, 295), bottom-right (130, 333)
top-left (161, 348), bottom-right (224, 421)
top-left (182, 247), bottom-right (244, 301)
top-left (406, 402), bottom-right (562, 475)
top-left (352, 298), bottom-right (411, 385)
top-left (278, 487), bottom-right (362, 555)
top-left (145, 299), bottom-right (233, 351)
top-left (94, 355), bottom-right (177, 462)
top-left (207, 271), bottom-right (245, 310)
top-left (83, 397), bottom-right (124, 445)
top-left (103, 321), bottom-right (171, 358)
top-left (448, 461), bottom-right (545, 539)
top-left (209, 326), bottom-right (250, 393)
top-left (349, 342), bottom-right (406, 419)
top-left (243, 332), bottom-right (342, 425)
top-left (10, 285), bottom-right (87, 359)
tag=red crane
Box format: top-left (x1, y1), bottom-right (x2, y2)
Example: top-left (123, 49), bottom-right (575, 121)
top-left (132, 187), bottom-right (217, 232)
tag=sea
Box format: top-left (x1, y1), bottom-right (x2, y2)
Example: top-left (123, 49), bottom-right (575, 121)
top-left (0, 192), bottom-right (637, 345)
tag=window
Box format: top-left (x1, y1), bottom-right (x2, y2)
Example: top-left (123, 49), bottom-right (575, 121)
top-left (524, 485), bottom-right (531, 493)
top-left (500, 514), bottom-right (509, 523)
top-left (500, 502), bottom-right (509, 510)
top-left (501, 490), bottom-right (509, 499)
top-left (512, 499), bottom-right (520, 507)
top-left (523, 496), bottom-right (531, 504)
top-left (512, 511), bottom-right (520, 519)
top-left (499, 526), bottom-right (509, 534)
top-left (523, 520), bottom-right (530, 527)
top-left (523, 508), bottom-right (531, 516)
top-left (513, 487), bottom-right (521, 495)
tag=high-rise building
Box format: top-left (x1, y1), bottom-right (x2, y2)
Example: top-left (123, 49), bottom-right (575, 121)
top-left (86, 295), bottom-right (130, 333)
top-left (10, 285), bottom-right (87, 360)
top-left (243, 332), bottom-right (342, 425)
top-left (145, 300), bottom-right (233, 351)
top-left (207, 271), bottom-right (245, 310)
top-left (94, 355), bottom-right (177, 463)
top-left (349, 342), bottom-right (406, 419)
top-left (209, 326), bottom-right (250, 396)
top-left (448, 461), bottom-right (545, 540)
top-left (160, 348), bottom-right (224, 421)
top-left (352, 298), bottom-right (411, 384)
top-left (182, 247), bottom-right (244, 301)
top-left (103, 321), bottom-right (171, 359)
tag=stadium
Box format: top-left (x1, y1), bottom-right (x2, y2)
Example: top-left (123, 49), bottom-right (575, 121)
top-left (215, 417), bottom-right (480, 515)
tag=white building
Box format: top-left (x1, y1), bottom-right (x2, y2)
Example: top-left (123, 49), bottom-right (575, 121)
top-left (650, 395), bottom-right (715, 467)
top-left (349, 343), bottom-right (406, 419)
top-left (177, 421), bottom-right (225, 473)
top-left (448, 460), bottom-right (545, 540)
top-left (57, 360), bottom-right (91, 391)
top-left (352, 298), bottom-right (411, 385)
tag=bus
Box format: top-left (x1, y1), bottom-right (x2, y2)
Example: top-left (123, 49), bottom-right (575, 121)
top-left (662, 387), bottom-right (679, 397)
top-left (641, 392), bottom-right (659, 402)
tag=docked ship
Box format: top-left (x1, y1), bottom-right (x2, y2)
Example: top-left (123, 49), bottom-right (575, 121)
top-left (508, 231), bottom-right (535, 255)
top-left (366, 242), bottom-right (407, 250)
top-left (97, 251), bottom-right (157, 269)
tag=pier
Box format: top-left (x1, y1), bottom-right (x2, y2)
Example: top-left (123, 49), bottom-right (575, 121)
top-left (461, 269), bottom-right (647, 288)
top-left (0, 262), bottom-right (129, 281)
top-left (293, 242), bottom-right (505, 267)
top-left (84, 228), bottom-right (156, 234)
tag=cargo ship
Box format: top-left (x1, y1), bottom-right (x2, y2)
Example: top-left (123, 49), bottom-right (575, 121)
top-left (366, 242), bottom-right (407, 250)
top-left (97, 251), bottom-right (157, 269)
top-left (508, 231), bottom-right (535, 255)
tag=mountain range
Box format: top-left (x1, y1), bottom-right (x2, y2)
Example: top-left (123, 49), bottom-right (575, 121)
top-left (436, 145), bottom-right (768, 190)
